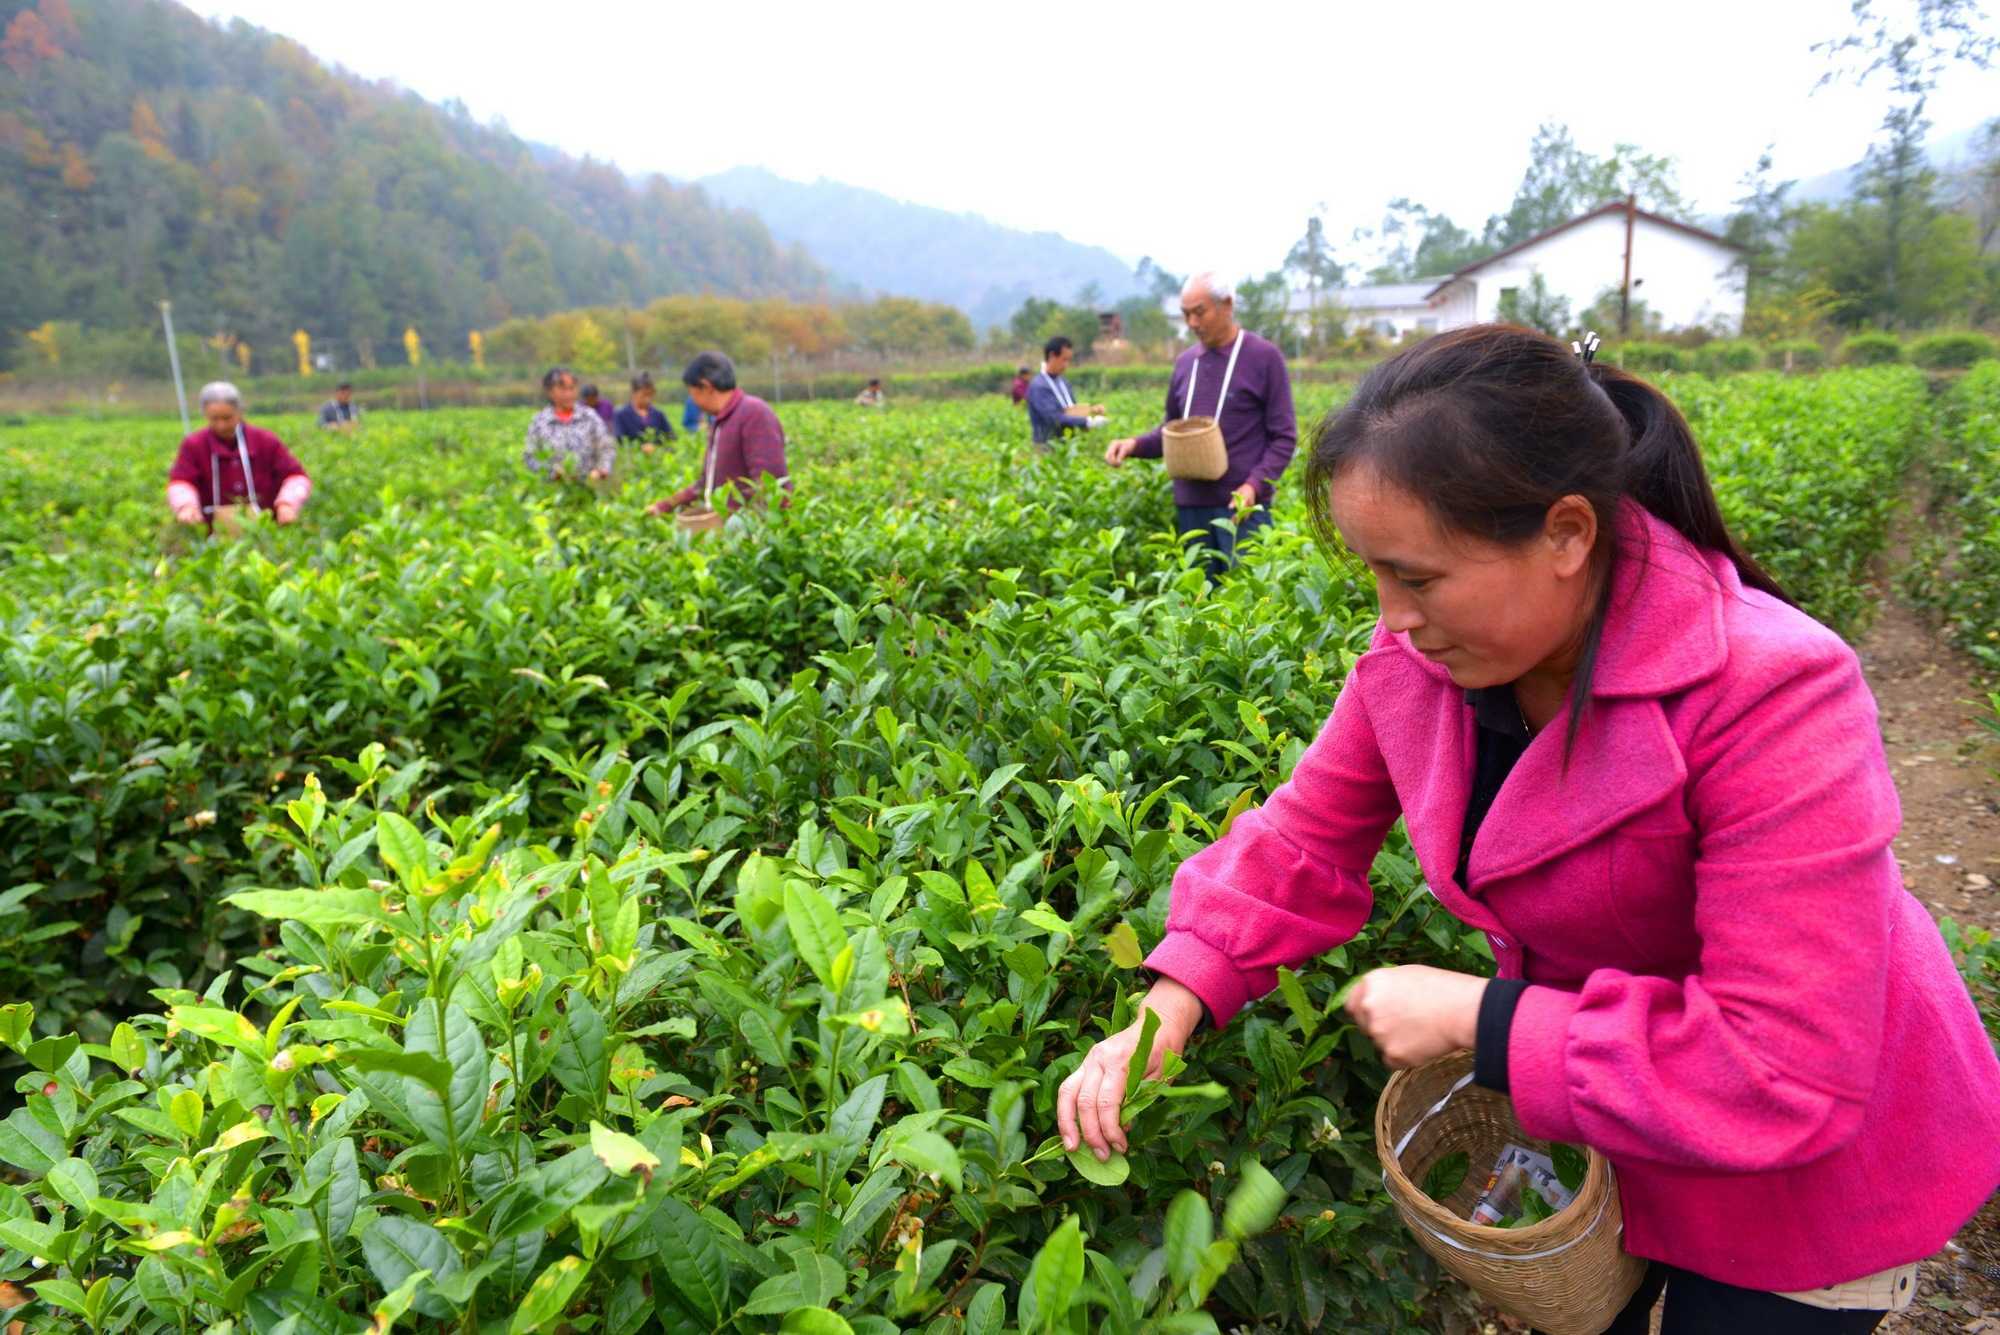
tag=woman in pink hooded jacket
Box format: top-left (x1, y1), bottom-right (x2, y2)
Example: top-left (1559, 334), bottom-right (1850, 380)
top-left (1057, 326), bottom-right (2000, 1332)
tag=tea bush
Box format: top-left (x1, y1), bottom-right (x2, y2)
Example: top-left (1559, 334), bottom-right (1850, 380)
top-left (1605, 341), bottom-right (1686, 372)
top-left (1838, 332), bottom-right (1904, 366)
top-left (1691, 340), bottom-right (1760, 374)
top-left (0, 368), bottom-right (1945, 1329)
top-left (1764, 339), bottom-right (1827, 372)
top-left (1906, 360), bottom-right (2000, 679)
top-left (1906, 331), bottom-right (1998, 372)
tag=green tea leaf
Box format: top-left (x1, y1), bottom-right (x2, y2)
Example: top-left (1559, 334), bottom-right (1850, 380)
top-left (779, 1310), bottom-right (855, 1335)
top-left (223, 887), bottom-right (389, 927)
top-left (783, 881), bottom-right (847, 990)
top-left (1422, 1150), bottom-right (1470, 1202)
top-left (1066, 1145), bottom-right (1130, 1185)
top-left (1551, 1143), bottom-right (1589, 1194)
top-left (1164, 1190), bottom-right (1212, 1288)
top-left (362, 1214), bottom-right (463, 1320)
top-left (1019, 1214), bottom-right (1084, 1334)
top-left (651, 1198), bottom-right (729, 1320)
top-left (1221, 1157), bottom-right (1286, 1240)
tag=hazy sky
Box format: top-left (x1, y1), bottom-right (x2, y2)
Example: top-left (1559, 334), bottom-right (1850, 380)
top-left (188, 0), bottom-right (1994, 287)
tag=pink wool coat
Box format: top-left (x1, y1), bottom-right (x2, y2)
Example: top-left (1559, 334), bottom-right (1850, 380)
top-left (1145, 504), bottom-right (2000, 1291)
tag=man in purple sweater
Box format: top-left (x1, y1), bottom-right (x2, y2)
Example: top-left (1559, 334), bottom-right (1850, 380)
top-left (648, 351), bottom-right (792, 516)
top-left (1106, 273), bottom-right (1295, 575)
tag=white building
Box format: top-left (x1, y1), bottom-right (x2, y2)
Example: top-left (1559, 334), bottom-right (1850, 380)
top-left (1425, 202), bottom-right (1746, 334)
top-left (1295, 281), bottom-right (1449, 340)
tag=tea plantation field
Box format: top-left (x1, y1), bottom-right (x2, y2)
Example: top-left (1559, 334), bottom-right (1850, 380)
top-left (0, 366), bottom-right (1968, 1332)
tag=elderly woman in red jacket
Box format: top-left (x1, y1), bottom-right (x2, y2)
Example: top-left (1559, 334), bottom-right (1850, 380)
top-left (1057, 326), bottom-right (2000, 1332)
top-left (166, 381), bottom-right (312, 529)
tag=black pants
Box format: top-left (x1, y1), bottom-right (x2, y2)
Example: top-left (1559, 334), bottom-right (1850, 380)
top-left (1576, 1263), bottom-right (1888, 1334)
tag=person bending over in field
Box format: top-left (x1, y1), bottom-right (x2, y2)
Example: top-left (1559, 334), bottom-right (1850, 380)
top-left (614, 373), bottom-right (676, 448)
top-left (1105, 271), bottom-right (1295, 576)
top-left (1058, 324), bottom-right (2000, 1332)
top-left (523, 366), bottom-right (617, 485)
top-left (167, 381), bottom-right (312, 532)
top-left (648, 351), bottom-right (791, 518)
top-left (853, 378), bottom-right (886, 408)
top-left (581, 382), bottom-right (616, 429)
top-left (1026, 336), bottom-right (1104, 450)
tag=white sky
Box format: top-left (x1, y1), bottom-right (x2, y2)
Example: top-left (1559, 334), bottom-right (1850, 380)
top-left (188, 0), bottom-right (1996, 287)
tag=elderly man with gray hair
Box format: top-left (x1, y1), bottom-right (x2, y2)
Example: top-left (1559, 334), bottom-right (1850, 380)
top-left (1105, 272), bottom-right (1295, 575)
top-left (166, 381), bottom-right (313, 531)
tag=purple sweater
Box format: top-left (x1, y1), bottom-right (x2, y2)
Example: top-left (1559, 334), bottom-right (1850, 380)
top-left (1132, 330), bottom-right (1296, 507)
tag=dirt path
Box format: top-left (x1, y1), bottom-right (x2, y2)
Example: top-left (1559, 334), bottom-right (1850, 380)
top-left (1858, 514), bottom-right (2000, 1334)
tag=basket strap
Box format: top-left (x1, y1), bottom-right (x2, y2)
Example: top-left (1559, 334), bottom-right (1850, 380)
top-left (1390, 1071), bottom-right (1476, 1161)
top-left (1384, 1181), bottom-right (1620, 1262)
top-left (1183, 330), bottom-right (1244, 420)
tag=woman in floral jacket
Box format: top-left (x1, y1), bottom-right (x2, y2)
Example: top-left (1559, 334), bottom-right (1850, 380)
top-left (522, 366), bottom-right (616, 483)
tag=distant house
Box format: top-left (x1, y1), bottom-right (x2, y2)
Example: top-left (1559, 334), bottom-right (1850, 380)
top-left (1425, 202), bottom-right (1746, 334)
top-left (1294, 281), bottom-right (1450, 341)
top-left (1163, 202), bottom-right (1748, 349)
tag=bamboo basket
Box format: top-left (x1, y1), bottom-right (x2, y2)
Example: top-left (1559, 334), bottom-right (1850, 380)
top-left (1376, 1052), bottom-right (1646, 1335)
top-left (1161, 416), bottom-right (1228, 480)
top-left (675, 505), bottom-right (725, 535)
top-left (209, 504), bottom-right (251, 538)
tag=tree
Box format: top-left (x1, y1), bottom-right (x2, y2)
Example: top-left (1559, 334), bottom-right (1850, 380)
top-left (1781, 200), bottom-right (1983, 327)
top-left (1364, 199), bottom-right (1489, 282)
top-left (1495, 274), bottom-right (1573, 338)
top-left (499, 229), bottom-right (563, 319)
top-left (1134, 256), bottom-right (1181, 301)
top-left (1724, 150), bottom-right (1796, 318)
top-left (1947, 116), bottom-right (2000, 252)
top-left (1483, 123), bottom-right (1687, 252)
top-left (1285, 215), bottom-right (1346, 352)
top-left (1234, 271), bottom-right (1292, 349)
top-left (1814, 0), bottom-right (1997, 326)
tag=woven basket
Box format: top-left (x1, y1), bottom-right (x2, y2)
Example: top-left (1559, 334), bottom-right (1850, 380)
top-left (676, 505), bottom-right (725, 535)
top-left (1161, 417), bottom-right (1228, 480)
top-left (1376, 1052), bottom-right (1646, 1335)
top-left (209, 504), bottom-right (251, 538)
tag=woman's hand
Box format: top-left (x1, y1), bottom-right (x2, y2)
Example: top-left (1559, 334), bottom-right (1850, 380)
top-left (1104, 438), bottom-right (1138, 467)
top-left (172, 503), bottom-right (202, 525)
top-left (1344, 966), bottom-right (1488, 1069)
top-left (273, 501), bottom-right (299, 525)
top-left (1058, 978), bottom-right (1204, 1161)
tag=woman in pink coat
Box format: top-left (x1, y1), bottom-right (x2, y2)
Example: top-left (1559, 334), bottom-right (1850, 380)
top-left (1057, 325), bottom-right (2000, 1332)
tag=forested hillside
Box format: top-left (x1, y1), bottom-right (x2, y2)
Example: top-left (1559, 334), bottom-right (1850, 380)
top-left (0, 0), bottom-right (829, 371)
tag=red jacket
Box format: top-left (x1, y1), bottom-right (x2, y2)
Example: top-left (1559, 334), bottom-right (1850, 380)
top-left (676, 391), bottom-right (790, 511)
top-left (168, 423), bottom-right (307, 514)
top-left (1146, 503), bottom-right (2000, 1291)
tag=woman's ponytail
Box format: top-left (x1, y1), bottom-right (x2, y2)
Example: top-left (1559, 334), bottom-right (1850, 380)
top-left (1587, 361), bottom-right (1791, 604)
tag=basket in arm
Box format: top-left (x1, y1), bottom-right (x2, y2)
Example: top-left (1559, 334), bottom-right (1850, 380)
top-left (1161, 417), bottom-right (1228, 480)
top-left (1375, 1051), bottom-right (1646, 1335)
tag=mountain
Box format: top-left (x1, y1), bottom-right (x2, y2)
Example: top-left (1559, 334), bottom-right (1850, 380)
top-left (699, 167), bottom-right (1141, 330)
top-left (1787, 123), bottom-right (1988, 205)
top-left (0, 0), bottom-right (828, 370)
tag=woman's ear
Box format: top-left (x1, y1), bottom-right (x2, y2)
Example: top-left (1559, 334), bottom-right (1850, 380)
top-left (1544, 495), bottom-right (1598, 578)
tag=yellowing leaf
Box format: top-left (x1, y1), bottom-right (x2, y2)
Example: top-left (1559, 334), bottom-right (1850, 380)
top-left (1104, 921), bottom-right (1145, 969)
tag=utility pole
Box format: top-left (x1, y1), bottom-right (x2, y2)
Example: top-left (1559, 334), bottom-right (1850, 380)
top-left (1619, 193), bottom-right (1636, 337)
top-left (160, 300), bottom-right (190, 434)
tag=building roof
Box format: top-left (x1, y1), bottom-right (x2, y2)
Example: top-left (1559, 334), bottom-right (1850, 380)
top-left (1292, 280), bottom-right (1447, 313)
top-left (1423, 202), bottom-right (1745, 299)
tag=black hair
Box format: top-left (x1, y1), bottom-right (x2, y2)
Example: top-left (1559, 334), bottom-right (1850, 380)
top-left (630, 372), bottom-right (655, 392)
top-left (682, 350), bottom-right (737, 392)
top-left (541, 365), bottom-right (575, 392)
top-left (1043, 336), bottom-right (1074, 360)
top-left (866, 378), bottom-right (881, 388)
top-left (1303, 323), bottom-right (1790, 753)
top-left (335, 381), bottom-right (352, 391)
top-left (1017, 365), bottom-right (1031, 375)
top-left (581, 383), bottom-right (600, 399)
